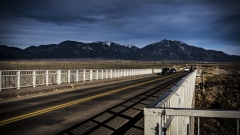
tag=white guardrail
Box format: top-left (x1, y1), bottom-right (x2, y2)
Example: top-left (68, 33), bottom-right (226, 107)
top-left (0, 69), bottom-right (161, 91)
top-left (144, 69), bottom-right (240, 135)
top-left (144, 70), bottom-right (197, 135)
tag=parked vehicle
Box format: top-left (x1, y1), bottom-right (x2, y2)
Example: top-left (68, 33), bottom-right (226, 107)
top-left (161, 68), bottom-right (170, 75)
top-left (169, 68), bottom-right (177, 74)
top-left (184, 68), bottom-right (190, 72)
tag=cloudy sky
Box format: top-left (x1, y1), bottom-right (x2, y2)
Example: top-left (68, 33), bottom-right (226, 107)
top-left (0, 0), bottom-right (240, 55)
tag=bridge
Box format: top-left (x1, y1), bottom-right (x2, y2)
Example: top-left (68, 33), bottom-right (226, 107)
top-left (0, 68), bottom-right (239, 135)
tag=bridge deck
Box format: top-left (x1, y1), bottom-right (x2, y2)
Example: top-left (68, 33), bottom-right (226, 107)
top-left (57, 73), bottom-right (187, 135)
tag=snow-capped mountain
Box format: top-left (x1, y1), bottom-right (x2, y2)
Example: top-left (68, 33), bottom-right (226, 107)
top-left (24, 40), bottom-right (139, 59)
top-left (0, 39), bottom-right (239, 61)
top-left (132, 39), bottom-right (240, 61)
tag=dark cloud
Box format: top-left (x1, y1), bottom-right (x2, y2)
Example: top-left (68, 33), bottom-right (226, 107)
top-left (0, 0), bottom-right (240, 55)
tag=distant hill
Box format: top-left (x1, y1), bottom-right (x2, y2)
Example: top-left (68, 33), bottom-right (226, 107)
top-left (0, 45), bottom-right (33, 59)
top-left (132, 39), bottom-right (240, 61)
top-left (0, 39), bottom-right (240, 62)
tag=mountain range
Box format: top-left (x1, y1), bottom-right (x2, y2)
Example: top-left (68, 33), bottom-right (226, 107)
top-left (0, 39), bottom-right (240, 62)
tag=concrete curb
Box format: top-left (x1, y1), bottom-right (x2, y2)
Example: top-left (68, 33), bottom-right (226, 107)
top-left (0, 74), bottom-right (156, 100)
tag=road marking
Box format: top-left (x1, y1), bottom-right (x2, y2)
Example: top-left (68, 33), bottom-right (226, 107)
top-left (0, 74), bottom-right (179, 126)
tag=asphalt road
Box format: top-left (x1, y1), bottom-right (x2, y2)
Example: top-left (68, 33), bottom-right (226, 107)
top-left (0, 73), bottom-right (185, 135)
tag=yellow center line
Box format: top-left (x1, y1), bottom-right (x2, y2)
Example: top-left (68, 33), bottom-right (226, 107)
top-left (0, 74), bottom-right (177, 126)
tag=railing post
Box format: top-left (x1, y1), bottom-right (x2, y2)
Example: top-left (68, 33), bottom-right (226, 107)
top-left (110, 70), bottom-right (112, 79)
top-left (177, 95), bottom-right (179, 135)
top-left (46, 70), bottom-right (49, 86)
top-left (96, 70), bottom-right (98, 80)
top-left (17, 71), bottom-right (20, 89)
top-left (90, 70), bottom-right (93, 81)
top-left (68, 70), bottom-right (70, 83)
top-left (33, 70), bottom-right (36, 87)
top-left (114, 70), bottom-right (116, 78)
top-left (83, 70), bottom-right (86, 82)
top-left (0, 71), bottom-right (2, 91)
top-left (144, 108), bottom-right (162, 135)
top-left (76, 70), bottom-right (78, 82)
top-left (57, 70), bottom-right (61, 84)
top-left (101, 70), bottom-right (103, 79)
top-left (198, 117), bottom-right (200, 135)
top-left (106, 70), bottom-right (108, 79)
top-left (237, 119), bottom-right (239, 135)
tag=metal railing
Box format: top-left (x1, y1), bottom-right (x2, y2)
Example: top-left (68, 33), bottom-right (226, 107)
top-left (144, 69), bottom-right (240, 135)
top-left (0, 69), bottom-right (161, 91)
top-left (145, 108), bottom-right (240, 135)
